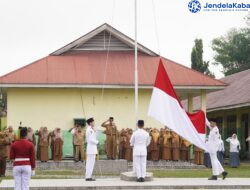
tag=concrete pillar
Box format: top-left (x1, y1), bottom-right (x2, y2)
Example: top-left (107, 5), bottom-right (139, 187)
top-left (236, 109), bottom-right (243, 158)
top-left (187, 93), bottom-right (194, 159)
top-left (200, 90), bottom-right (207, 113)
top-left (201, 89), bottom-right (207, 136)
top-left (222, 114), bottom-right (227, 141)
top-left (236, 109), bottom-right (242, 142)
top-left (188, 93), bottom-right (193, 113)
top-left (248, 112), bottom-right (250, 159)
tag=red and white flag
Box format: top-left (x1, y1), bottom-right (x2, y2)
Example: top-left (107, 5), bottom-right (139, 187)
top-left (148, 59), bottom-right (207, 151)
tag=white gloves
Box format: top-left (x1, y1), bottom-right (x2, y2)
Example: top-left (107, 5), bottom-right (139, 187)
top-left (31, 170), bottom-right (35, 176)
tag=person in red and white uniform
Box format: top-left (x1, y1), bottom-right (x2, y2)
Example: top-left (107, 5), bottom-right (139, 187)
top-left (10, 127), bottom-right (36, 190)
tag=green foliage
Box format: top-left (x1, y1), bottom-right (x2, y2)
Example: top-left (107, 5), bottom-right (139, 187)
top-left (212, 28), bottom-right (250, 76)
top-left (0, 117), bottom-right (7, 131)
top-left (191, 39), bottom-right (214, 77)
top-left (245, 12), bottom-right (250, 26)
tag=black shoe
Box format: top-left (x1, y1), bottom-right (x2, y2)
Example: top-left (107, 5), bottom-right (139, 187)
top-left (222, 171), bottom-right (228, 180)
top-left (137, 178), bottom-right (141, 182)
top-left (140, 177), bottom-right (145, 182)
top-left (85, 178), bottom-right (96, 181)
top-left (208, 176), bottom-right (217, 180)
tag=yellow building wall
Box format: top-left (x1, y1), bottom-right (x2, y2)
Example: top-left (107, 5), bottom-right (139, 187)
top-left (7, 88), bottom-right (162, 130)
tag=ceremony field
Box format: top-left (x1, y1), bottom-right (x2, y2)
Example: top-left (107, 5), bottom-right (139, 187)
top-left (1, 167), bottom-right (250, 190)
top-left (1, 165), bottom-right (250, 181)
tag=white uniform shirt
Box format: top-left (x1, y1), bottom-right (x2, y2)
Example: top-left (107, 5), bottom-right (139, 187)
top-left (218, 139), bottom-right (225, 152)
top-left (226, 138), bottom-right (240, 152)
top-left (130, 128), bottom-right (151, 156)
top-left (206, 119), bottom-right (220, 153)
top-left (86, 126), bottom-right (99, 155)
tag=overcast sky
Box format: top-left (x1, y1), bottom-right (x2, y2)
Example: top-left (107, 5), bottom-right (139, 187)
top-left (0, 0), bottom-right (248, 78)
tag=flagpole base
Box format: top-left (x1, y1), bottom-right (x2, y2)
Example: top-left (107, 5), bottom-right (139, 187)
top-left (120, 171), bottom-right (153, 181)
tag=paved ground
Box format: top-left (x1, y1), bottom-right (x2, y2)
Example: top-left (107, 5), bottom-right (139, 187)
top-left (1, 178), bottom-right (250, 189)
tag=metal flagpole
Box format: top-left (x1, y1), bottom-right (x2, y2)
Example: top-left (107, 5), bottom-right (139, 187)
top-left (134, 0), bottom-right (138, 123)
top-left (133, 0), bottom-right (138, 174)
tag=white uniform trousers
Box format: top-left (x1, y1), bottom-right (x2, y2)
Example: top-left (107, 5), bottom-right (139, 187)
top-left (13, 165), bottom-right (31, 190)
top-left (134, 155), bottom-right (147, 178)
top-left (210, 152), bottom-right (224, 176)
top-left (132, 154), bottom-right (136, 173)
top-left (85, 154), bottom-right (96, 179)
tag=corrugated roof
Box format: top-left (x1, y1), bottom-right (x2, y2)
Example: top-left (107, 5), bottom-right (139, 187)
top-left (182, 69), bottom-right (250, 111)
top-left (0, 51), bottom-right (225, 87)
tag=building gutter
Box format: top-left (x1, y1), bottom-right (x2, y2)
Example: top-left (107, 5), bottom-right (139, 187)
top-left (0, 84), bottom-right (226, 90)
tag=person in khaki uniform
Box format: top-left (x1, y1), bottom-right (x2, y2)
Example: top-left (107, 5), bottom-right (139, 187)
top-left (53, 128), bottom-right (64, 162)
top-left (101, 117), bottom-right (119, 160)
top-left (27, 127), bottom-right (36, 146)
top-left (125, 128), bottom-right (133, 161)
top-left (146, 128), bottom-right (152, 160)
top-left (49, 130), bottom-right (55, 160)
top-left (74, 127), bottom-right (85, 162)
top-left (35, 127), bottom-right (43, 160)
top-left (162, 129), bottom-right (172, 161)
top-left (119, 129), bottom-right (127, 159)
top-left (6, 126), bottom-right (16, 160)
top-left (38, 127), bottom-right (49, 162)
top-left (0, 131), bottom-right (11, 177)
top-left (150, 128), bottom-right (160, 161)
top-left (194, 146), bottom-right (204, 165)
top-left (171, 131), bottom-right (180, 161)
top-left (158, 129), bottom-right (164, 160)
top-left (180, 137), bottom-right (191, 161)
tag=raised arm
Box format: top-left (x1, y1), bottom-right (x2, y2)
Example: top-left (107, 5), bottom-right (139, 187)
top-left (226, 137), bottom-right (231, 142)
top-left (206, 118), bottom-right (211, 130)
top-left (101, 120), bottom-right (109, 128)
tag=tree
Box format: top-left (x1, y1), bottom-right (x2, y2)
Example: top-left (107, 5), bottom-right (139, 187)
top-left (212, 28), bottom-right (250, 76)
top-left (191, 39), bottom-right (214, 77)
top-left (245, 11), bottom-right (250, 26)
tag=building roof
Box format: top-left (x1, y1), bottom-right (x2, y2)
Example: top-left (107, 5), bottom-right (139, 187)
top-left (0, 23), bottom-right (226, 91)
top-left (51, 23), bottom-right (157, 56)
top-left (183, 69), bottom-right (250, 112)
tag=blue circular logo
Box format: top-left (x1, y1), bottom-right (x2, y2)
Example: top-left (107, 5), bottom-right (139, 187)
top-left (188, 0), bottom-right (201, 13)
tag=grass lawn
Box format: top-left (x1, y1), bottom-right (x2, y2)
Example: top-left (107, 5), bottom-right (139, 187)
top-left (1, 166), bottom-right (250, 182)
top-left (151, 166), bottom-right (250, 178)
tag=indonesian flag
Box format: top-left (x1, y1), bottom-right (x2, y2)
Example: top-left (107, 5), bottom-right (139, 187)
top-left (148, 59), bottom-right (208, 151)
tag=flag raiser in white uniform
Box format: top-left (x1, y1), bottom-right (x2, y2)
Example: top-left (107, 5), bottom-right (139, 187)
top-left (130, 125), bottom-right (151, 180)
top-left (85, 120), bottom-right (99, 180)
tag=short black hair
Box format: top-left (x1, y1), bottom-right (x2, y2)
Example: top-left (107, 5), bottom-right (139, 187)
top-left (20, 127), bottom-right (28, 138)
top-left (109, 117), bottom-right (114, 120)
top-left (137, 120), bottom-right (144, 127)
top-left (210, 118), bottom-right (217, 123)
top-left (86, 118), bottom-right (94, 125)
